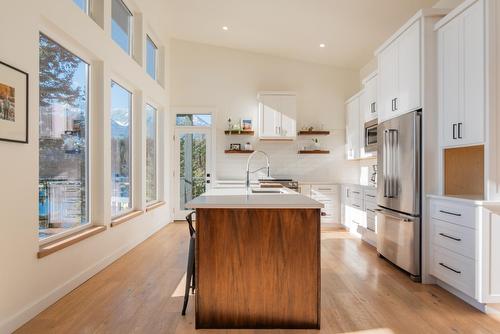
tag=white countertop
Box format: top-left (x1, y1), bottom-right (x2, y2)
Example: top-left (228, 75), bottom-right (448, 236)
top-left (427, 194), bottom-right (500, 206)
top-left (185, 187), bottom-right (324, 209)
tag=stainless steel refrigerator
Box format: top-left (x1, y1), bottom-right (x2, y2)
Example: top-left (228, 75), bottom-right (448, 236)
top-left (376, 110), bottom-right (421, 281)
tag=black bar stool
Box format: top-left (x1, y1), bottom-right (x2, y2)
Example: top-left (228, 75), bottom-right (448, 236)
top-left (181, 211), bottom-right (196, 316)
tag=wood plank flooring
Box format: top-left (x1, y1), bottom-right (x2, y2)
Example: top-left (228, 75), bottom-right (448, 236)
top-left (16, 222), bottom-right (500, 334)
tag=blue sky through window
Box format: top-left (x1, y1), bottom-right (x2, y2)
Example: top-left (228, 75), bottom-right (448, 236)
top-left (146, 36), bottom-right (157, 79)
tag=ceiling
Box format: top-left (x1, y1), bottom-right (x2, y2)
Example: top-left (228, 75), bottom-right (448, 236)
top-left (163, 0), bottom-right (439, 69)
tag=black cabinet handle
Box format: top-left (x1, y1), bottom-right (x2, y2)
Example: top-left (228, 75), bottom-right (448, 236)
top-left (439, 233), bottom-right (462, 242)
top-left (439, 210), bottom-right (462, 217)
top-left (458, 122), bottom-right (463, 139)
top-left (439, 262), bottom-right (461, 274)
top-left (453, 124), bottom-right (457, 139)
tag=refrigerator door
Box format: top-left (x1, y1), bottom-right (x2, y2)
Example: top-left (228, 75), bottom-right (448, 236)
top-left (376, 208), bottom-right (420, 277)
top-left (376, 111), bottom-right (421, 216)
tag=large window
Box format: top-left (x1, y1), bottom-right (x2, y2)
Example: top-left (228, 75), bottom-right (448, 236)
top-left (145, 104), bottom-right (157, 203)
top-left (112, 0), bottom-right (132, 55)
top-left (111, 81), bottom-right (132, 217)
top-left (146, 36), bottom-right (157, 80)
top-left (175, 114), bottom-right (212, 127)
top-left (39, 33), bottom-right (89, 240)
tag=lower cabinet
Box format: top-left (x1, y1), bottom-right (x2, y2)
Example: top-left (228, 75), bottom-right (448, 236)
top-left (341, 185), bottom-right (378, 246)
top-left (429, 196), bottom-right (500, 306)
top-left (300, 183), bottom-right (339, 224)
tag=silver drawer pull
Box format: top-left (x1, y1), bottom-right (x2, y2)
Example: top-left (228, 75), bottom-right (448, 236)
top-left (439, 233), bottom-right (461, 242)
top-left (318, 188), bottom-right (332, 191)
top-left (352, 191), bottom-right (361, 194)
top-left (367, 227), bottom-right (375, 232)
top-left (439, 262), bottom-right (461, 274)
top-left (352, 204), bottom-right (361, 208)
top-left (366, 209), bottom-right (375, 213)
top-left (439, 210), bottom-right (462, 217)
top-left (366, 194), bottom-right (375, 198)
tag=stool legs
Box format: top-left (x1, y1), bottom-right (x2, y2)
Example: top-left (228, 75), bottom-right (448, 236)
top-left (181, 237), bottom-right (195, 316)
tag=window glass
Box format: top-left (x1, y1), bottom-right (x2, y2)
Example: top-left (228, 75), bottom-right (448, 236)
top-left (73, 0), bottom-right (88, 13)
top-left (146, 36), bottom-right (157, 80)
top-left (145, 104), bottom-right (157, 203)
top-left (39, 33), bottom-right (89, 240)
top-left (175, 114), bottom-right (212, 127)
top-left (112, 0), bottom-right (132, 54)
top-left (111, 81), bottom-right (132, 216)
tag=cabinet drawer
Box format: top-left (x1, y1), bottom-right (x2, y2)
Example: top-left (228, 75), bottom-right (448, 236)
top-left (432, 219), bottom-right (475, 259)
top-left (364, 189), bottom-right (377, 203)
top-left (432, 245), bottom-right (475, 298)
top-left (311, 184), bottom-right (338, 193)
top-left (366, 217), bottom-right (376, 232)
top-left (347, 196), bottom-right (363, 210)
top-left (365, 201), bottom-right (378, 220)
top-left (430, 199), bottom-right (476, 229)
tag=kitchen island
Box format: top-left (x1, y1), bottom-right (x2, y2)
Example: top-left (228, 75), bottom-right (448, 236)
top-left (186, 187), bottom-right (323, 329)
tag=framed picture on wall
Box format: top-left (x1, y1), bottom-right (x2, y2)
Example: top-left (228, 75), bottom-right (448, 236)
top-left (0, 61), bottom-right (28, 143)
top-left (241, 119), bottom-right (252, 131)
top-left (230, 143), bottom-right (241, 151)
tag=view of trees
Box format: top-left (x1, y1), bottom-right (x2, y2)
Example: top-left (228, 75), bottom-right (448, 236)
top-left (179, 133), bottom-right (206, 209)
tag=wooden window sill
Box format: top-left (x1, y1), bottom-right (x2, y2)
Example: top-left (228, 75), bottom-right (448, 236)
top-left (38, 225), bottom-right (106, 259)
top-left (111, 210), bottom-right (144, 227)
top-left (146, 201), bottom-right (165, 212)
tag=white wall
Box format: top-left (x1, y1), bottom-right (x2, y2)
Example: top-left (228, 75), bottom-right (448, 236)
top-left (170, 39), bottom-right (361, 183)
top-left (0, 1), bottom-right (171, 333)
top-left (433, 0), bottom-right (464, 8)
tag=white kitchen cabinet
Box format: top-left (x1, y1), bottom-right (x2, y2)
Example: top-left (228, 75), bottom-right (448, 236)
top-left (301, 183), bottom-right (339, 224)
top-left (438, 0), bottom-right (484, 147)
top-left (377, 20), bottom-right (421, 122)
top-left (362, 73), bottom-right (378, 121)
top-left (258, 93), bottom-right (297, 140)
top-left (341, 184), bottom-right (378, 246)
top-left (345, 93), bottom-right (361, 160)
top-left (429, 195), bottom-right (500, 308)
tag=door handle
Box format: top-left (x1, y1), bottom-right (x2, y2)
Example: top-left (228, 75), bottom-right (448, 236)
top-left (439, 233), bottom-right (462, 242)
top-left (439, 210), bottom-right (462, 217)
top-left (439, 262), bottom-right (461, 274)
top-left (453, 123), bottom-right (457, 140)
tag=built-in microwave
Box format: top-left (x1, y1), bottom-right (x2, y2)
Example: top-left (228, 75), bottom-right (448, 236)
top-left (364, 119), bottom-right (378, 153)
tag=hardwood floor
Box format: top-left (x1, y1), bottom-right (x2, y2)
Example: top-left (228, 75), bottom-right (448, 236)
top-left (16, 222), bottom-right (500, 334)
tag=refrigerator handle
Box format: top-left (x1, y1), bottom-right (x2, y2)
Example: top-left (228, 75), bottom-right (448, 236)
top-left (384, 129), bottom-right (399, 198)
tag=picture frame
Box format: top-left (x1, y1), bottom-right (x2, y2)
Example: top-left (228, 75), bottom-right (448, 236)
top-left (230, 143), bottom-right (241, 151)
top-left (0, 60), bottom-right (29, 143)
top-left (241, 119), bottom-right (252, 131)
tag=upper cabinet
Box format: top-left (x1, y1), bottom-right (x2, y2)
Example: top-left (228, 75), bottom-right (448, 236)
top-left (258, 92), bottom-right (297, 140)
top-left (437, 0), bottom-right (484, 148)
top-left (362, 73), bottom-right (378, 122)
top-left (345, 92), bottom-right (362, 160)
top-left (377, 20), bottom-right (421, 122)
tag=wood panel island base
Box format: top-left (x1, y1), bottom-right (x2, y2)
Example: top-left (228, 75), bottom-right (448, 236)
top-left (186, 189), bottom-right (322, 329)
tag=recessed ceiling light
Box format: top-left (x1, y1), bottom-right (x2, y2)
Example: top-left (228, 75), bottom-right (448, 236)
top-left (222, 26), bottom-right (229, 31)
top-left (319, 43), bottom-right (326, 48)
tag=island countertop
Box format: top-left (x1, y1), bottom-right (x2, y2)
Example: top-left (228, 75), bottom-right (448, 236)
top-left (185, 187), bottom-right (324, 209)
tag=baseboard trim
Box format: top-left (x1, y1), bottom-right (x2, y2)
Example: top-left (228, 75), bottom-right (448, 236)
top-left (0, 221), bottom-right (170, 334)
top-left (435, 278), bottom-right (486, 312)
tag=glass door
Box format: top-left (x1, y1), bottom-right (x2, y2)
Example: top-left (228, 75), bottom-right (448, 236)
top-left (174, 128), bottom-right (212, 219)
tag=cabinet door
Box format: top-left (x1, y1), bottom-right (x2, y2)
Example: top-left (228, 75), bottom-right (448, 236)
top-left (377, 45), bottom-right (398, 122)
top-left (439, 17), bottom-right (462, 147)
top-left (397, 20), bottom-right (421, 115)
top-left (462, 0), bottom-right (484, 145)
top-left (365, 76), bottom-right (378, 121)
top-left (346, 98), bottom-right (360, 160)
top-left (279, 95), bottom-right (297, 138)
top-left (259, 95), bottom-right (281, 137)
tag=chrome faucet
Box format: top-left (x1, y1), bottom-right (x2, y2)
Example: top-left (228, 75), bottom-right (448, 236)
top-left (246, 150), bottom-right (271, 193)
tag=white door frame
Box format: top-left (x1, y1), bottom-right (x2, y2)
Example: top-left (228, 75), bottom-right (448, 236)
top-left (171, 107), bottom-right (216, 220)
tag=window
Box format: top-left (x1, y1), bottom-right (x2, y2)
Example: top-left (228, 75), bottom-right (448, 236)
top-left (73, 0), bottom-right (89, 14)
top-left (39, 33), bottom-right (90, 240)
top-left (175, 114), bottom-right (212, 127)
top-left (146, 35), bottom-right (158, 80)
top-left (111, 0), bottom-right (132, 55)
top-left (145, 104), bottom-right (157, 203)
top-left (111, 81), bottom-right (132, 216)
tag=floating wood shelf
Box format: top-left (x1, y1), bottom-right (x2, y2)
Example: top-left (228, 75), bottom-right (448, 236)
top-left (224, 150), bottom-right (255, 154)
top-left (224, 130), bottom-right (255, 135)
top-left (298, 150), bottom-right (330, 154)
top-left (298, 130), bottom-right (330, 135)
